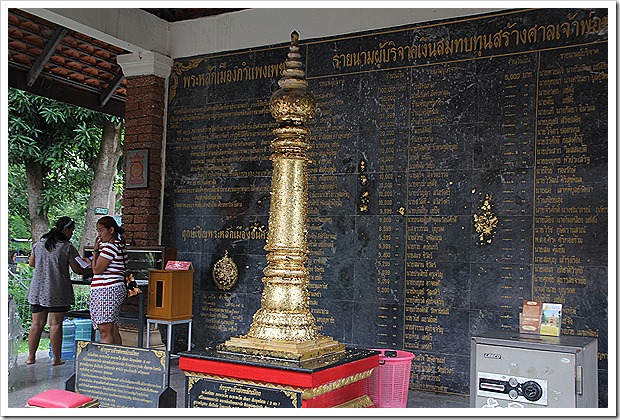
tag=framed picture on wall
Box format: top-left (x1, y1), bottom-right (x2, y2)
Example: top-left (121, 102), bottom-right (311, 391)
top-left (125, 149), bottom-right (148, 189)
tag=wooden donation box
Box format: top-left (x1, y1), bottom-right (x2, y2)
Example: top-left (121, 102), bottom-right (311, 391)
top-left (147, 261), bottom-right (194, 321)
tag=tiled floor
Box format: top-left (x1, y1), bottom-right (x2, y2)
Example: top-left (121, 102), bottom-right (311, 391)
top-left (6, 349), bottom-right (469, 410)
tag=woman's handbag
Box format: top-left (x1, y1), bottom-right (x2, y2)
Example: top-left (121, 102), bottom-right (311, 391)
top-left (125, 272), bottom-right (141, 297)
top-left (122, 249), bottom-right (141, 298)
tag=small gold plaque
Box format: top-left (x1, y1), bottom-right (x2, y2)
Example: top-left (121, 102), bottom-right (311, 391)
top-left (212, 250), bottom-right (238, 290)
top-left (473, 193), bottom-right (498, 245)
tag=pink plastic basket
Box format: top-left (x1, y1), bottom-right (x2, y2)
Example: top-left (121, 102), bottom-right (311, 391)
top-left (366, 349), bottom-right (415, 408)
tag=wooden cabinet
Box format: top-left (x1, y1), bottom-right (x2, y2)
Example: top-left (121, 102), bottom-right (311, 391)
top-left (147, 269), bottom-right (194, 321)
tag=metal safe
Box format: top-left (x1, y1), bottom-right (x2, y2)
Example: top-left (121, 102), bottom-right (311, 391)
top-left (471, 331), bottom-right (598, 408)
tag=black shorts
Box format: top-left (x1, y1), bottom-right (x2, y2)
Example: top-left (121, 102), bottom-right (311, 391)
top-left (30, 304), bottom-right (71, 314)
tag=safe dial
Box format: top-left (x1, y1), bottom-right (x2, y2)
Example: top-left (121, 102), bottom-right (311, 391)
top-left (521, 381), bottom-right (543, 401)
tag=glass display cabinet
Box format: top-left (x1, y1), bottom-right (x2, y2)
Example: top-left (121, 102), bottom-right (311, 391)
top-left (82, 246), bottom-right (177, 282)
top-left (70, 246), bottom-right (177, 347)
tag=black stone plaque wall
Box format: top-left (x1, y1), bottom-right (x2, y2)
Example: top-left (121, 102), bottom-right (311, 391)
top-left (162, 9), bottom-right (608, 406)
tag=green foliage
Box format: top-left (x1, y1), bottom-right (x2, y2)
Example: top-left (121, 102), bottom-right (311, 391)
top-left (7, 87), bottom-right (124, 248)
top-left (18, 338), bottom-right (50, 354)
top-left (46, 195), bottom-right (90, 247)
top-left (8, 88), bottom-right (124, 342)
top-left (8, 164), bottom-right (31, 252)
top-left (9, 263), bottom-right (90, 337)
top-left (8, 159), bottom-right (88, 252)
top-left (8, 263), bottom-right (35, 331)
top-left (73, 121), bottom-right (105, 169)
top-left (8, 87), bottom-right (120, 204)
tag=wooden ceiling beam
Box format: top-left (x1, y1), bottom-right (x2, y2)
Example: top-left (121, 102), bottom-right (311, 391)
top-left (11, 64), bottom-right (125, 118)
top-left (27, 25), bottom-right (67, 86)
top-left (99, 71), bottom-right (125, 107)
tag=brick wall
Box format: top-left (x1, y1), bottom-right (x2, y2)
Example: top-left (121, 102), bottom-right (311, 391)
top-left (122, 75), bottom-right (165, 246)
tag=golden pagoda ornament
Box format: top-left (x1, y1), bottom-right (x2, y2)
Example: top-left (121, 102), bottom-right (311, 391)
top-left (212, 251), bottom-right (238, 291)
top-left (221, 31), bottom-right (345, 361)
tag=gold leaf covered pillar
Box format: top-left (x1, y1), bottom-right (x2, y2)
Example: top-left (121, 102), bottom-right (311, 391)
top-left (222, 32), bottom-right (344, 361)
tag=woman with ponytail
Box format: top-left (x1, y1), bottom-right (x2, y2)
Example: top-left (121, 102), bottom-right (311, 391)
top-left (89, 216), bottom-right (127, 345)
top-left (26, 216), bottom-right (91, 366)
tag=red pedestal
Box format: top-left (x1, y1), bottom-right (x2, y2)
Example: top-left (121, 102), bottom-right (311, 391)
top-left (179, 348), bottom-right (379, 408)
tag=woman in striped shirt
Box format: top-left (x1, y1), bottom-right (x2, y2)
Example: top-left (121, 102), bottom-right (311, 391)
top-left (89, 216), bottom-right (127, 344)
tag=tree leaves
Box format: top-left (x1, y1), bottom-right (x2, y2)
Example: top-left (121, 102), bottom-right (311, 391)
top-left (39, 101), bottom-right (69, 124)
top-left (7, 87), bottom-right (124, 243)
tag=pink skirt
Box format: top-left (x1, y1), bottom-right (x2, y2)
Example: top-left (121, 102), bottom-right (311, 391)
top-left (88, 283), bottom-right (126, 329)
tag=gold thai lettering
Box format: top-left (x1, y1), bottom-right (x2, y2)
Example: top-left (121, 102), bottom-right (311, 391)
top-left (331, 13), bottom-right (607, 70)
top-left (182, 225), bottom-right (266, 241)
top-left (180, 61), bottom-right (285, 88)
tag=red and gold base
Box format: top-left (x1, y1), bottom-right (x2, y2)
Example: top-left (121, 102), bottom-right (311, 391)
top-left (179, 348), bottom-right (379, 408)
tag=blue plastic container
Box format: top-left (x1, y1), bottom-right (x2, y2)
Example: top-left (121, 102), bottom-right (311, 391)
top-left (73, 319), bottom-right (92, 342)
top-left (49, 318), bottom-right (76, 360)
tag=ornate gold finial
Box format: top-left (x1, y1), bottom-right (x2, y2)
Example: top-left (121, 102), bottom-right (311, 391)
top-left (269, 31), bottom-right (315, 126)
top-left (473, 194), bottom-right (498, 245)
top-left (278, 31), bottom-right (305, 89)
top-left (221, 32), bottom-right (344, 361)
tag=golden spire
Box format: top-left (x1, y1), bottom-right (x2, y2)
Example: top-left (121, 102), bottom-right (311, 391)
top-left (221, 32), bottom-right (344, 361)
